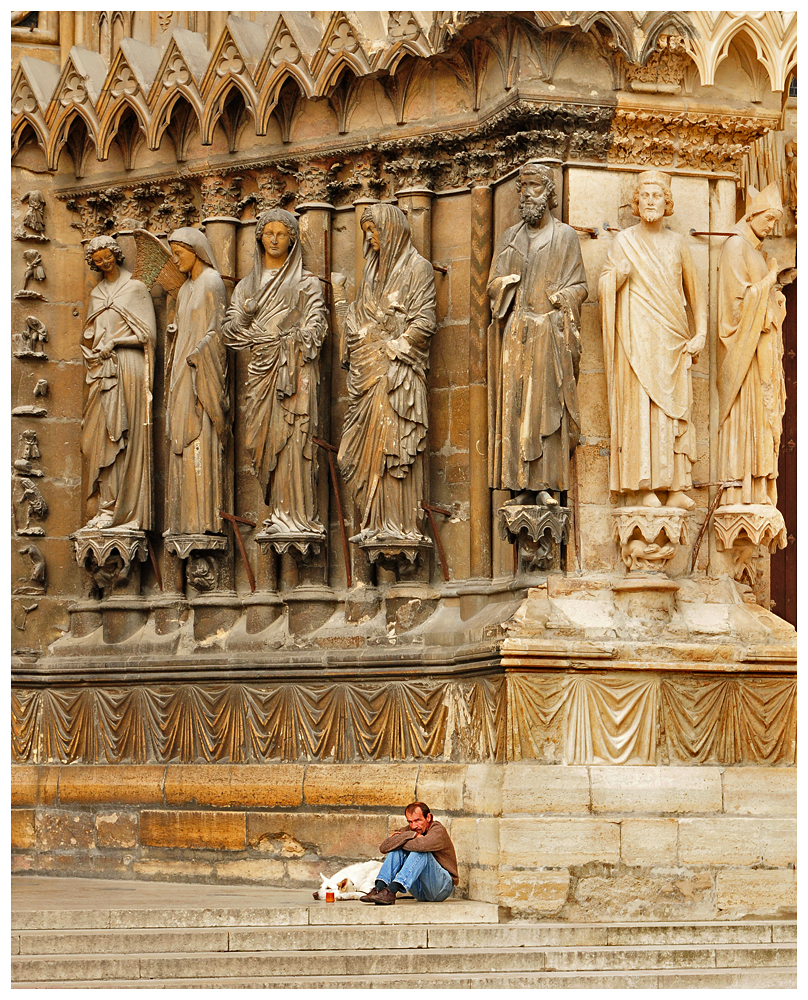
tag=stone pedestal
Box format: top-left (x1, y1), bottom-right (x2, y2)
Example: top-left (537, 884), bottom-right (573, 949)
top-left (498, 504), bottom-right (570, 573)
top-left (70, 527), bottom-right (149, 593)
top-left (612, 507), bottom-right (691, 575)
top-left (713, 504), bottom-right (787, 602)
top-left (357, 536), bottom-right (432, 582)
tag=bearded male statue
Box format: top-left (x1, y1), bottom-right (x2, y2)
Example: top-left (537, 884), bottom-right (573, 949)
top-left (487, 160), bottom-right (588, 506)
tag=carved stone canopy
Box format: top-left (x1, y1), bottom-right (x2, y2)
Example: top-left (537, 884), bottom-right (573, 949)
top-left (71, 527), bottom-right (148, 590)
top-left (164, 533), bottom-right (228, 561)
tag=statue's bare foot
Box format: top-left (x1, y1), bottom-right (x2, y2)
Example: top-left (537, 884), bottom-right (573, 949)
top-left (504, 491), bottom-right (533, 507)
top-left (666, 491), bottom-right (695, 510)
top-left (536, 490), bottom-right (559, 507)
top-left (641, 491), bottom-right (662, 507)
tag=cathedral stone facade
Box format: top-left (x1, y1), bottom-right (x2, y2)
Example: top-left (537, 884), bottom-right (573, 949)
top-left (11, 11), bottom-right (796, 921)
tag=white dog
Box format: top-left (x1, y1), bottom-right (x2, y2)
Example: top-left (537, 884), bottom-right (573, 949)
top-left (312, 859), bottom-right (383, 900)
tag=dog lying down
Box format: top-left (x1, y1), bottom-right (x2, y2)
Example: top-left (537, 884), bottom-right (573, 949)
top-left (312, 859), bottom-right (384, 900)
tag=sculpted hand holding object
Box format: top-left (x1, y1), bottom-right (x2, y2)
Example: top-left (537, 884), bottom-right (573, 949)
top-left (599, 170), bottom-right (706, 510)
top-left (223, 209), bottom-right (327, 538)
top-left (80, 235), bottom-right (156, 531)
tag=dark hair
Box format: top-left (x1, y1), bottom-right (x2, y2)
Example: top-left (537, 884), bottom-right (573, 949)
top-left (405, 801), bottom-right (431, 819)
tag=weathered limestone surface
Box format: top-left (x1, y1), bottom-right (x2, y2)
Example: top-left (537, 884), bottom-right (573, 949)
top-left (10, 11), bottom-right (797, 922)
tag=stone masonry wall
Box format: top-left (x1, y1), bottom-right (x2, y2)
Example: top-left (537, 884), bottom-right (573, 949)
top-left (11, 762), bottom-right (796, 921)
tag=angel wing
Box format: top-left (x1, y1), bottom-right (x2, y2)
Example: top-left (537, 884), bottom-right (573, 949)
top-left (132, 229), bottom-right (185, 296)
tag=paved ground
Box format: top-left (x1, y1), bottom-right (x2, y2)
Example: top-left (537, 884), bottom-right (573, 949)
top-left (11, 876), bottom-right (331, 913)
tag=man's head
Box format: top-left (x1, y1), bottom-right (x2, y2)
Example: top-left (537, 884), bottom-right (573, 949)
top-left (517, 161), bottom-right (558, 226)
top-left (744, 182), bottom-right (783, 239)
top-left (404, 801), bottom-right (432, 835)
top-left (632, 170), bottom-right (674, 220)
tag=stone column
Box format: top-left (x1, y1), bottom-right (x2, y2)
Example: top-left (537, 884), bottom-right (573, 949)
top-left (469, 181), bottom-right (493, 580)
top-left (296, 200), bottom-right (334, 591)
top-left (395, 187), bottom-right (434, 260)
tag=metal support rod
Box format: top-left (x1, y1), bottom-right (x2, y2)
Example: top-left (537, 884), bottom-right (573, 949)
top-left (690, 230), bottom-right (736, 237)
top-left (689, 480), bottom-right (742, 573)
top-left (219, 510), bottom-right (256, 593)
top-left (421, 501), bottom-right (452, 582)
top-left (313, 437), bottom-right (352, 589)
top-left (146, 535), bottom-right (163, 591)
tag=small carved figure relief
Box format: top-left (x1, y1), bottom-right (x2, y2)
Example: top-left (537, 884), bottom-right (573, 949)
top-left (599, 170), bottom-right (706, 509)
top-left (488, 161), bottom-right (588, 507)
top-left (15, 249), bottom-right (47, 299)
top-left (12, 315), bottom-right (48, 358)
top-left (336, 202), bottom-right (437, 545)
top-left (15, 477), bottom-right (48, 535)
top-left (14, 429), bottom-right (42, 476)
top-left (14, 190), bottom-right (49, 241)
top-left (612, 507), bottom-right (690, 576)
top-left (16, 543), bottom-right (47, 595)
top-left (223, 209), bottom-right (327, 540)
top-left (80, 235), bottom-right (156, 531)
top-left (717, 183), bottom-right (787, 508)
top-left (785, 139), bottom-right (796, 217)
top-left (33, 379), bottom-right (49, 396)
top-left (164, 227), bottom-right (230, 541)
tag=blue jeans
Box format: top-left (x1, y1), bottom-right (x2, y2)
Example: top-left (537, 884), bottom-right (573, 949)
top-left (377, 847), bottom-right (454, 902)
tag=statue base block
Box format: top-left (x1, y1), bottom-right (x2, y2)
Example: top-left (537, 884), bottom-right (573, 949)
top-left (242, 594), bottom-right (283, 635)
top-left (612, 575), bottom-right (680, 622)
top-left (255, 527), bottom-right (326, 560)
top-left (612, 507), bottom-right (691, 575)
top-left (71, 527), bottom-right (148, 591)
top-left (190, 592), bottom-right (241, 642)
top-left (498, 504), bottom-right (570, 572)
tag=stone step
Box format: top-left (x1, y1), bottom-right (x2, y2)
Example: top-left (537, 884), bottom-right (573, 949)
top-left (11, 968), bottom-right (799, 990)
top-left (13, 920), bottom-right (796, 957)
top-left (11, 942), bottom-right (797, 983)
top-left (10, 899), bottom-right (498, 931)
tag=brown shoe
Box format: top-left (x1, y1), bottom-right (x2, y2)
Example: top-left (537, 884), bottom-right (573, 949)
top-left (359, 888), bottom-right (383, 903)
top-left (372, 887), bottom-right (397, 905)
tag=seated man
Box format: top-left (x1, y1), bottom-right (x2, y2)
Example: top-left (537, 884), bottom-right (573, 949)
top-left (360, 801), bottom-right (458, 905)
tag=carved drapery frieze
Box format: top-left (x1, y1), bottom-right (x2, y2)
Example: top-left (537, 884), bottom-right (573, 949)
top-left (10, 668), bottom-right (795, 766)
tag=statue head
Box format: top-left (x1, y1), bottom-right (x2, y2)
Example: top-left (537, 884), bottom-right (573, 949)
top-left (168, 227), bottom-right (219, 273)
top-left (631, 171), bottom-right (674, 218)
top-left (85, 235), bottom-right (125, 272)
top-left (516, 161), bottom-right (558, 224)
top-left (256, 208), bottom-right (298, 268)
top-left (744, 182), bottom-right (783, 239)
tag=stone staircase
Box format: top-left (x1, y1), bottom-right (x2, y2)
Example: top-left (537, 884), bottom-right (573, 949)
top-left (12, 899), bottom-right (796, 989)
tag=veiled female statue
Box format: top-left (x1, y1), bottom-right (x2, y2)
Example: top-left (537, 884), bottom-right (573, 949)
top-left (223, 209), bottom-right (327, 535)
top-left (80, 235), bottom-right (156, 531)
top-left (717, 183), bottom-right (787, 506)
top-left (337, 203), bottom-right (437, 543)
top-left (165, 227), bottom-right (229, 538)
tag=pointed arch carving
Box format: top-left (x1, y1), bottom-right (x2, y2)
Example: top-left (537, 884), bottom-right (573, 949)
top-left (149, 93), bottom-right (201, 162)
top-left (98, 98), bottom-right (148, 168)
top-left (47, 110), bottom-right (98, 177)
top-left (12, 118), bottom-right (47, 160)
top-left (201, 76), bottom-right (259, 146)
top-left (258, 72), bottom-right (309, 142)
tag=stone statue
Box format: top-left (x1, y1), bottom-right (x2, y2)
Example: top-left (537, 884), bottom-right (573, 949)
top-left (717, 183), bottom-right (787, 507)
top-left (21, 190), bottom-right (46, 233)
top-left (223, 209), bottom-right (327, 537)
top-left (165, 228), bottom-right (230, 538)
top-left (80, 235), bottom-right (156, 530)
top-left (599, 170), bottom-right (706, 509)
top-left (337, 202), bottom-right (436, 543)
top-left (487, 160), bottom-right (588, 506)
